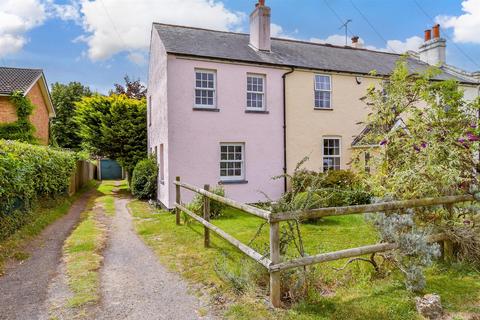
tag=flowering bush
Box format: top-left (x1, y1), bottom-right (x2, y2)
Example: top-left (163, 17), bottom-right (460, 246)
top-left (353, 59), bottom-right (480, 289)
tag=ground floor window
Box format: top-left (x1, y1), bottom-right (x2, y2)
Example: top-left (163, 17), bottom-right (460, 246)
top-left (322, 137), bottom-right (340, 171)
top-left (220, 143), bottom-right (244, 181)
top-left (159, 144), bottom-right (165, 184)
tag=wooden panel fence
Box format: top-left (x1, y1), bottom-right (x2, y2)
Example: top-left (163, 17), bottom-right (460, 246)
top-left (69, 160), bottom-right (97, 195)
top-left (173, 177), bottom-right (475, 308)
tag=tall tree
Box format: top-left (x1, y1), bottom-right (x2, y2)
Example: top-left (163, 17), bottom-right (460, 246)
top-left (50, 82), bottom-right (91, 150)
top-left (111, 75), bottom-right (147, 99)
top-left (75, 94), bottom-right (147, 181)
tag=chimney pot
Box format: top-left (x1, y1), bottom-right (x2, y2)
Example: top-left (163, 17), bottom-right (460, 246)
top-left (351, 36), bottom-right (362, 48)
top-left (432, 24), bottom-right (440, 39)
top-left (259, 0), bottom-right (265, 6)
top-left (424, 29), bottom-right (432, 42)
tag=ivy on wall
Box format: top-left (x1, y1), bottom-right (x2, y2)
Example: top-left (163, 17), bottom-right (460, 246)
top-left (0, 91), bottom-right (37, 143)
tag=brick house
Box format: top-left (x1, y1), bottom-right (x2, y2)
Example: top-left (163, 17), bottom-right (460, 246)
top-left (0, 67), bottom-right (55, 144)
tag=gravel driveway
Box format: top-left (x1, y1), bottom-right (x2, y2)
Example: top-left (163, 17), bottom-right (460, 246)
top-left (97, 197), bottom-right (212, 320)
top-left (0, 190), bottom-right (92, 320)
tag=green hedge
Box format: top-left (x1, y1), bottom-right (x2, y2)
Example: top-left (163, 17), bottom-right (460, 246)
top-left (131, 157), bottom-right (158, 200)
top-left (0, 140), bottom-right (77, 240)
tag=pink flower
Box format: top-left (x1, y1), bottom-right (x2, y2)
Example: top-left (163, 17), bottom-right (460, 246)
top-left (380, 139), bottom-right (388, 146)
top-left (466, 132), bottom-right (480, 142)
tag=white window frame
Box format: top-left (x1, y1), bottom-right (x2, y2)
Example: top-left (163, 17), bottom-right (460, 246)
top-left (194, 69), bottom-right (216, 108)
top-left (322, 137), bottom-right (341, 171)
top-left (219, 143), bottom-right (245, 181)
top-left (314, 74), bottom-right (332, 109)
top-left (246, 74), bottom-right (266, 111)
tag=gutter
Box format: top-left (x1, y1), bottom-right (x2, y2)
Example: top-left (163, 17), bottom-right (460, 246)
top-left (282, 67), bottom-right (295, 193)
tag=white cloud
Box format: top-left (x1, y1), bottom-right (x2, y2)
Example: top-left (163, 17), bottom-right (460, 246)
top-left (310, 33), bottom-right (423, 54)
top-left (0, 0), bottom-right (47, 57)
top-left (127, 52), bottom-right (147, 65)
top-left (271, 23), bottom-right (298, 39)
top-left (73, 0), bottom-right (244, 62)
top-left (310, 34), bottom-right (353, 46)
top-left (382, 36), bottom-right (424, 53)
top-left (436, 0), bottom-right (480, 44)
top-left (48, 1), bottom-right (81, 23)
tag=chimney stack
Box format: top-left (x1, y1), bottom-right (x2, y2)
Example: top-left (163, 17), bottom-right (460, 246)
top-left (249, 0), bottom-right (271, 52)
top-left (419, 24), bottom-right (446, 66)
top-left (351, 36), bottom-right (361, 48)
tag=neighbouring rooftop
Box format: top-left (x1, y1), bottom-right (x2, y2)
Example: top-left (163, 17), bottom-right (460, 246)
top-left (153, 23), bottom-right (479, 85)
top-left (0, 67), bottom-right (44, 95)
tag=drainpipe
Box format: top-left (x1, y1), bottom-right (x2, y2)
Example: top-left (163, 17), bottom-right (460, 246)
top-left (282, 67), bottom-right (295, 193)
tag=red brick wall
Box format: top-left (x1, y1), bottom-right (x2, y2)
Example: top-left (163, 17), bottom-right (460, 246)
top-left (27, 82), bottom-right (50, 145)
top-left (0, 96), bottom-right (18, 123)
top-left (0, 81), bottom-right (51, 145)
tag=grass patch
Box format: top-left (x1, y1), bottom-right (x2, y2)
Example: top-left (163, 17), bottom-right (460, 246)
top-left (0, 181), bottom-right (97, 275)
top-left (63, 183), bottom-right (108, 308)
top-left (97, 180), bottom-right (128, 216)
top-left (128, 200), bottom-right (480, 320)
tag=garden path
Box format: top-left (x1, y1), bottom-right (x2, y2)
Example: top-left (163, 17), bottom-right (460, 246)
top-left (96, 196), bottom-right (213, 319)
top-left (0, 190), bottom-right (93, 320)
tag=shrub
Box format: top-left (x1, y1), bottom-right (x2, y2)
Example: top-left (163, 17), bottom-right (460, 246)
top-left (0, 139), bottom-right (77, 240)
top-left (281, 166), bottom-right (371, 212)
top-left (187, 186), bottom-right (226, 219)
top-left (131, 157), bottom-right (158, 200)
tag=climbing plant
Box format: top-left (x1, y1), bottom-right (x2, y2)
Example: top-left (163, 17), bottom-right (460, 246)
top-left (0, 91), bottom-right (37, 143)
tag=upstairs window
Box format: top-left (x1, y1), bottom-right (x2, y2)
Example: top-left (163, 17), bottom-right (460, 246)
top-left (220, 143), bottom-right (245, 181)
top-left (195, 70), bottom-right (216, 108)
top-left (314, 75), bottom-right (332, 109)
top-left (322, 137), bottom-right (340, 171)
top-left (247, 74), bottom-right (265, 110)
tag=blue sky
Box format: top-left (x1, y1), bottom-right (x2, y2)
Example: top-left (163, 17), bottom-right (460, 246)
top-left (1, 0), bottom-right (479, 93)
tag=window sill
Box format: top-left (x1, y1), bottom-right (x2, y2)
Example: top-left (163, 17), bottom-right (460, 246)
top-left (314, 107), bottom-right (333, 111)
top-left (218, 180), bottom-right (248, 185)
top-left (245, 110), bottom-right (269, 114)
top-left (193, 107), bottom-right (220, 112)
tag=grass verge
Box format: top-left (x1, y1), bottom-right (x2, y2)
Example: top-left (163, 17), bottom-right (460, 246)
top-left (128, 200), bottom-right (480, 320)
top-left (63, 183), bottom-right (108, 308)
top-left (0, 181), bottom-right (97, 275)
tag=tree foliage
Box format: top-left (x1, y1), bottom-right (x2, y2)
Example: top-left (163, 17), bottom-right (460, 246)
top-left (111, 75), bottom-right (147, 100)
top-left (75, 94), bottom-right (147, 180)
top-left (0, 91), bottom-right (36, 143)
top-left (354, 59), bottom-right (480, 200)
top-left (50, 82), bottom-right (91, 150)
top-left (353, 59), bottom-right (480, 290)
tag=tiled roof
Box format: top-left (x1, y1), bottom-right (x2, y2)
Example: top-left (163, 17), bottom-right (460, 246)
top-left (0, 67), bottom-right (43, 95)
top-left (153, 23), bottom-right (479, 84)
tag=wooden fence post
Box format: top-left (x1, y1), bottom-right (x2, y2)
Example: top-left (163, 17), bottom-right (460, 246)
top-left (443, 204), bottom-right (454, 262)
top-left (176, 176), bottom-right (181, 225)
top-left (204, 184), bottom-right (210, 248)
top-left (269, 221), bottom-right (281, 308)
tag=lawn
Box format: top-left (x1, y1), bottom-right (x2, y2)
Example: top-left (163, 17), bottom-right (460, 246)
top-left (128, 200), bottom-right (480, 320)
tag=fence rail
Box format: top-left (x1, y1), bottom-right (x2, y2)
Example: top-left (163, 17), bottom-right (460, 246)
top-left (173, 177), bottom-right (475, 308)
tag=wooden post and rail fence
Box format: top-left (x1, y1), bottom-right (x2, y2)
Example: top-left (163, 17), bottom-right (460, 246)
top-left (173, 176), bottom-right (475, 308)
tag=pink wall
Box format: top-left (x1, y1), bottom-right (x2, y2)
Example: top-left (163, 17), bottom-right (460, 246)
top-left (164, 56), bottom-right (286, 208)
